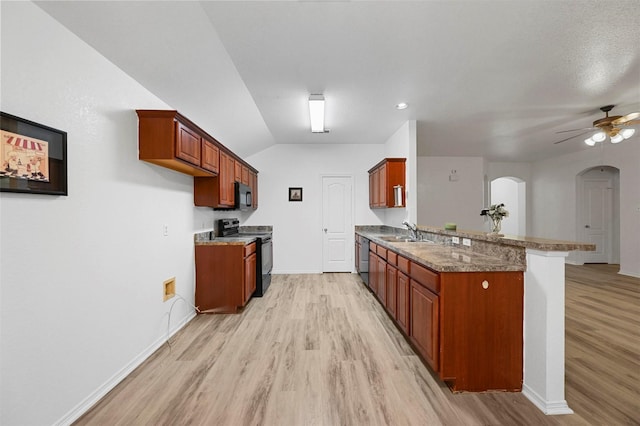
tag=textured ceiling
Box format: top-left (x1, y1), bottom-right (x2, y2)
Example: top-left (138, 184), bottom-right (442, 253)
top-left (35, 1), bottom-right (640, 161)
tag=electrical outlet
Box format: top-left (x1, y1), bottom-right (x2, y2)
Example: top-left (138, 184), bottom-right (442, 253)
top-left (452, 236), bottom-right (460, 244)
top-left (163, 224), bottom-right (168, 236)
top-left (163, 277), bottom-right (176, 301)
top-left (462, 238), bottom-right (471, 246)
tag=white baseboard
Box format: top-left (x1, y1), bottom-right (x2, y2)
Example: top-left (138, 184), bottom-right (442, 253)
top-left (522, 384), bottom-right (574, 415)
top-left (618, 269), bottom-right (640, 279)
top-left (564, 259), bottom-right (582, 265)
top-left (54, 311), bottom-right (197, 426)
top-left (272, 269), bottom-right (322, 274)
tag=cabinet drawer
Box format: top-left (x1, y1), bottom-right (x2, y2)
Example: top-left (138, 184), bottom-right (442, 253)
top-left (397, 255), bottom-right (410, 275)
top-left (244, 242), bottom-right (257, 257)
top-left (370, 242), bottom-right (378, 253)
top-left (376, 245), bottom-right (387, 259)
top-left (410, 262), bottom-right (440, 293)
top-left (387, 250), bottom-right (398, 266)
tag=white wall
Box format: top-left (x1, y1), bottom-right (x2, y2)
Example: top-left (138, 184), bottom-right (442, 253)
top-left (0, 3), bottom-right (209, 424)
top-left (417, 156), bottom-right (485, 231)
top-left (384, 120), bottom-right (416, 227)
top-left (530, 141), bottom-right (640, 277)
top-left (244, 143), bottom-right (384, 273)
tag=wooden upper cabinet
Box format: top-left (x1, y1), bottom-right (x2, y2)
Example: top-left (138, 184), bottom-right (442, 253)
top-left (234, 160), bottom-right (242, 183)
top-left (219, 151), bottom-right (235, 207)
top-left (249, 170), bottom-right (258, 210)
top-left (137, 110), bottom-right (215, 177)
top-left (368, 158), bottom-right (406, 208)
top-left (201, 139), bottom-right (219, 174)
top-left (176, 122), bottom-right (201, 165)
top-left (241, 165), bottom-right (250, 185)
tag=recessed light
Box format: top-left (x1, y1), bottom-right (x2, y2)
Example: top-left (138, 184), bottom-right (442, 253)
top-left (396, 102), bottom-right (408, 110)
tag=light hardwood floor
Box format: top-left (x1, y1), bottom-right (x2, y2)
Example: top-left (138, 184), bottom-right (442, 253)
top-left (75, 265), bottom-right (639, 425)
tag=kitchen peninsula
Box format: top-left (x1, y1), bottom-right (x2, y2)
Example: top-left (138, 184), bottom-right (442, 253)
top-left (355, 225), bottom-right (595, 415)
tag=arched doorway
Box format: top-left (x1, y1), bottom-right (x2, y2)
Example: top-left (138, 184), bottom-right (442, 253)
top-left (490, 176), bottom-right (526, 236)
top-left (577, 166), bottom-right (620, 264)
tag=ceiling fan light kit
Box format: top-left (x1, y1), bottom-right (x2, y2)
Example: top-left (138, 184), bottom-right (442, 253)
top-left (561, 105), bottom-right (640, 147)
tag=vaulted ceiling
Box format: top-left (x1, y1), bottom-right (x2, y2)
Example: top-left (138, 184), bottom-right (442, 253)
top-left (36, 1), bottom-right (640, 161)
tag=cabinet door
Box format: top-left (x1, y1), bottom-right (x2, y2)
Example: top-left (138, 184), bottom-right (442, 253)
top-left (377, 255), bottom-right (387, 305)
top-left (249, 171), bottom-right (258, 209)
top-left (234, 160), bottom-right (242, 183)
top-left (355, 241), bottom-right (361, 273)
top-left (175, 122), bottom-right (201, 165)
top-left (378, 163), bottom-right (387, 206)
top-left (201, 139), bottom-right (219, 173)
top-left (410, 280), bottom-right (439, 371)
top-left (241, 165), bottom-right (250, 185)
top-left (244, 252), bottom-right (257, 304)
top-left (219, 151), bottom-right (235, 207)
top-left (368, 250), bottom-right (378, 294)
top-left (386, 264), bottom-right (397, 317)
top-left (396, 271), bottom-right (410, 334)
top-left (370, 169), bottom-right (379, 207)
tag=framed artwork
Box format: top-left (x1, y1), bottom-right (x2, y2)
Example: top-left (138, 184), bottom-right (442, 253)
top-left (288, 187), bottom-right (302, 202)
top-left (1, 112), bottom-right (67, 195)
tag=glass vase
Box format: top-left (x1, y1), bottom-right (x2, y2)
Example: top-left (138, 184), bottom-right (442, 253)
top-left (490, 217), bottom-right (502, 234)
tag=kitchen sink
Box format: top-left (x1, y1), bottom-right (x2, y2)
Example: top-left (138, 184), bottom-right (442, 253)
top-left (378, 235), bottom-right (422, 243)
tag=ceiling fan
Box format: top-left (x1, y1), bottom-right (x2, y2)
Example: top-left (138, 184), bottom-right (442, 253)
top-left (554, 105), bottom-right (640, 145)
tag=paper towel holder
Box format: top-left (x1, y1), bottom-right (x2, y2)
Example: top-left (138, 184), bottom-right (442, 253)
top-left (393, 185), bottom-right (404, 207)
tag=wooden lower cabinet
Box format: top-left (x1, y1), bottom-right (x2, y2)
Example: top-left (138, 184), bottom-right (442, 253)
top-left (377, 255), bottom-right (387, 305)
top-left (410, 279), bottom-right (440, 371)
top-left (385, 264), bottom-right (397, 317)
top-left (359, 237), bottom-right (524, 392)
top-left (368, 246), bottom-right (378, 295)
top-left (438, 271), bottom-right (523, 392)
top-left (195, 242), bottom-right (257, 313)
top-left (396, 270), bottom-right (410, 334)
top-left (244, 251), bottom-right (257, 305)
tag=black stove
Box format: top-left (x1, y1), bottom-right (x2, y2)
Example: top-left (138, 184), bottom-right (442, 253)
top-left (217, 218), bottom-right (273, 297)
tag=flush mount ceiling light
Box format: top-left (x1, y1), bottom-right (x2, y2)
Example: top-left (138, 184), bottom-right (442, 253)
top-left (308, 94), bottom-right (325, 133)
top-left (396, 102), bottom-right (408, 110)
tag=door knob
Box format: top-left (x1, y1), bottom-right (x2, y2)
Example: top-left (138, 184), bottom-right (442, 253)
top-left (585, 225), bottom-right (590, 228)
top-left (323, 228), bottom-right (328, 233)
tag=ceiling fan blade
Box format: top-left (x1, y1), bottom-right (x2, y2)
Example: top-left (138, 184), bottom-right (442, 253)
top-left (618, 119), bottom-right (640, 126)
top-left (612, 112), bottom-right (640, 125)
top-left (556, 127), bottom-right (595, 134)
top-left (553, 130), bottom-right (592, 145)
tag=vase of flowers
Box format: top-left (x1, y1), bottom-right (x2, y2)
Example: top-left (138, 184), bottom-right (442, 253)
top-left (480, 203), bottom-right (509, 235)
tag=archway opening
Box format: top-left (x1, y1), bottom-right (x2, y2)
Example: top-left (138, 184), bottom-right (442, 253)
top-left (490, 176), bottom-right (526, 236)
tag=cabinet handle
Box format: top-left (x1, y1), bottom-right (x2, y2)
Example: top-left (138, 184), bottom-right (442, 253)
top-left (482, 280), bottom-right (489, 289)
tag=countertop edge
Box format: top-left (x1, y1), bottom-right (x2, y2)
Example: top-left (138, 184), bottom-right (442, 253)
top-left (416, 226), bottom-right (595, 252)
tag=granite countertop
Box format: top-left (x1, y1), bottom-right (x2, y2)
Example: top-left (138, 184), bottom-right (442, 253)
top-left (417, 225), bottom-right (595, 252)
top-left (358, 230), bottom-right (525, 273)
top-left (194, 231), bottom-right (257, 246)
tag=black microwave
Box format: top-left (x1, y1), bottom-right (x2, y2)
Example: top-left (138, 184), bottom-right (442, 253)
top-left (235, 182), bottom-right (252, 211)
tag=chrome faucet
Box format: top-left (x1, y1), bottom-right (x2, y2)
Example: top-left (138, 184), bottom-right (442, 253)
top-left (402, 221), bottom-right (419, 240)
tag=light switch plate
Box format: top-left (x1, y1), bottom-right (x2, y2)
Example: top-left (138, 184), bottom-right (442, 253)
top-left (462, 238), bottom-right (471, 246)
top-left (452, 236), bottom-right (460, 244)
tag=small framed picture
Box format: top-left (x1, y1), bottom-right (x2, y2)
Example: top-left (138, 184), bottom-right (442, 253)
top-left (289, 187), bottom-right (303, 202)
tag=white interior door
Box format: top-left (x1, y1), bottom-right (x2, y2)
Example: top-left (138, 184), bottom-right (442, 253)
top-left (322, 176), bottom-right (353, 272)
top-left (582, 178), bottom-right (612, 263)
